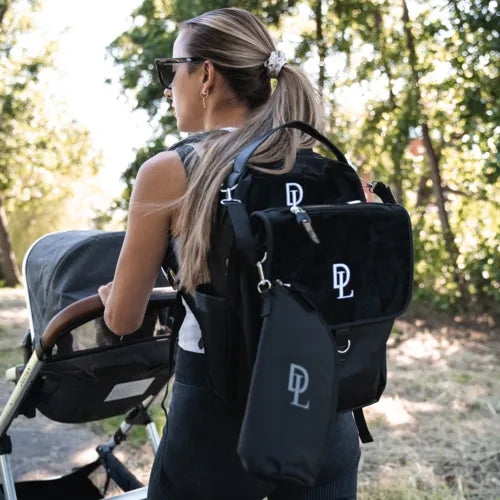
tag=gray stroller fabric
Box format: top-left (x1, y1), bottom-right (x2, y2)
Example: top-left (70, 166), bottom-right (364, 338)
top-left (24, 230), bottom-right (168, 342)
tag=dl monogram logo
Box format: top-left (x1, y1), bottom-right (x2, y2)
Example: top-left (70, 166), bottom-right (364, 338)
top-left (288, 363), bottom-right (310, 409)
top-left (286, 182), bottom-right (303, 206)
top-left (332, 263), bottom-right (354, 299)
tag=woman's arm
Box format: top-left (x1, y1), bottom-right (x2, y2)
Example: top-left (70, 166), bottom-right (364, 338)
top-left (99, 150), bottom-right (186, 335)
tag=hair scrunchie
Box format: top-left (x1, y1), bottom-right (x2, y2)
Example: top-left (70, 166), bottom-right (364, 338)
top-left (264, 50), bottom-right (287, 78)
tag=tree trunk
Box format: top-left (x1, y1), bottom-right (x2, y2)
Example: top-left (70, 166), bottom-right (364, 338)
top-left (415, 173), bottom-right (431, 207)
top-left (402, 0), bottom-right (469, 303)
top-left (0, 194), bottom-right (22, 286)
top-left (421, 124), bottom-right (468, 301)
top-left (0, 1), bottom-right (9, 27)
top-left (314, 0), bottom-right (326, 99)
top-left (374, 6), bottom-right (403, 204)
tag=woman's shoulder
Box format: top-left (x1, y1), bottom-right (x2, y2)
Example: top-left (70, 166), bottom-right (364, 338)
top-left (132, 151), bottom-right (186, 204)
top-left (140, 150), bottom-right (184, 175)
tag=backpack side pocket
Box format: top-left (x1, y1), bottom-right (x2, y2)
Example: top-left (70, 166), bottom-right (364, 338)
top-left (194, 284), bottom-right (239, 403)
top-left (336, 319), bottom-right (393, 411)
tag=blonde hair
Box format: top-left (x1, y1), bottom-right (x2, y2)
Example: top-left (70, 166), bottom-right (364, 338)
top-left (171, 8), bottom-right (325, 292)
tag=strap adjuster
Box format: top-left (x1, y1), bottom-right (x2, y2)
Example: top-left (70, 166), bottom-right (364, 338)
top-left (220, 185), bottom-right (241, 205)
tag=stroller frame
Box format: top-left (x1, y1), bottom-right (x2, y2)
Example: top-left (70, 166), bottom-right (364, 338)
top-left (0, 287), bottom-right (175, 500)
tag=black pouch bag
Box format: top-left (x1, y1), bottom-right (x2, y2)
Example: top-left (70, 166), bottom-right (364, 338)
top-left (237, 282), bottom-right (339, 487)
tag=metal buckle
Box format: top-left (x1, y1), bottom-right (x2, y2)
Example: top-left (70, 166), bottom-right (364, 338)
top-left (256, 252), bottom-right (271, 293)
top-left (220, 185), bottom-right (241, 205)
top-left (337, 339), bottom-right (351, 354)
top-left (360, 177), bottom-right (382, 193)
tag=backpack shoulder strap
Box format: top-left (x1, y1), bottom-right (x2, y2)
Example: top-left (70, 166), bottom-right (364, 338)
top-left (227, 120), bottom-right (352, 189)
top-left (372, 181), bottom-right (397, 203)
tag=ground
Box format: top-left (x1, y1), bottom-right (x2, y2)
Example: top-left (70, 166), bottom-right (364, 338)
top-left (0, 287), bottom-right (499, 499)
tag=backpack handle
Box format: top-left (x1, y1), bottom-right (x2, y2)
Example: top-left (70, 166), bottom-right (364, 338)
top-left (227, 120), bottom-right (350, 188)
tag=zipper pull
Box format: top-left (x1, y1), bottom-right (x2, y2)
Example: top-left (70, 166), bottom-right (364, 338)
top-left (290, 206), bottom-right (321, 244)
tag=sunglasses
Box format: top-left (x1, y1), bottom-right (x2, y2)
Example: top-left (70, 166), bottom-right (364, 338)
top-left (155, 57), bottom-right (206, 90)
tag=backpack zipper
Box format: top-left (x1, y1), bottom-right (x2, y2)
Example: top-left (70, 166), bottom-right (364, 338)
top-left (299, 202), bottom-right (365, 210)
top-left (290, 206), bottom-right (321, 244)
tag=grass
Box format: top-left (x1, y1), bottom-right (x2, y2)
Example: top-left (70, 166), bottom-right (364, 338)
top-left (358, 480), bottom-right (460, 500)
top-left (450, 372), bottom-right (473, 384)
top-left (0, 346), bottom-right (23, 374)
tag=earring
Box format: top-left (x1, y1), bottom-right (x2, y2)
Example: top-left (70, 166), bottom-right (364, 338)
top-left (200, 90), bottom-right (209, 109)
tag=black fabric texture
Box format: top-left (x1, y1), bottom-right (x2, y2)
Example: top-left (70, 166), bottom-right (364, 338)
top-left (237, 154), bottom-right (365, 214)
top-left (336, 318), bottom-right (392, 411)
top-left (238, 283), bottom-right (339, 486)
top-left (353, 409), bottom-right (374, 443)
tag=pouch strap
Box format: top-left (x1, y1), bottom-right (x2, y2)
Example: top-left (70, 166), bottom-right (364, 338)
top-left (353, 408), bottom-right (374, 443)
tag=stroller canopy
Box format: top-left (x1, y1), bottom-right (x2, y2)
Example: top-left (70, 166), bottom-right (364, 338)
top-left (23, 230), bottom-right (167, 342)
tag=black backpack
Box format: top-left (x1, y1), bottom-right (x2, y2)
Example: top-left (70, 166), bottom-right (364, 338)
top-left (166, 121), bottom-right (413, 483)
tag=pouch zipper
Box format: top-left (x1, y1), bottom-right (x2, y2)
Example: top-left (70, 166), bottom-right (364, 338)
top-left (290, 206), bottom-right (321, 244)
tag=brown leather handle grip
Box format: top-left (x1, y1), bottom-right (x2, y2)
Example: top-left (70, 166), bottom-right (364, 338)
top-left (41, 288), bottom-right (177, 350)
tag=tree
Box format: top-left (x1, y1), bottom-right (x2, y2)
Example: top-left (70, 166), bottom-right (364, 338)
top-left (0, 0), bottom-right (101, 285)
top-left (336, 0), bottom-right (498, 310)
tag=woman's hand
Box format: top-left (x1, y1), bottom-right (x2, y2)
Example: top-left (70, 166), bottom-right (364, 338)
top-left (98, 281), bottom-right (113, 307)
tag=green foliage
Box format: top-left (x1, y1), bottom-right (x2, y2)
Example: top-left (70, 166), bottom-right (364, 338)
top-left (0, 0), bottom-right (102, 266)
top-left (323, 0), bottom-right (499, 313)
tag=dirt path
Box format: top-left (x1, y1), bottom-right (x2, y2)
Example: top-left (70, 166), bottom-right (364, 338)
top-left (1, 287), bottom-right (499, 499)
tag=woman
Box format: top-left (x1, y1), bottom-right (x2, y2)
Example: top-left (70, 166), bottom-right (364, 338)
top-left (98, 7), bottom-right (360, 500)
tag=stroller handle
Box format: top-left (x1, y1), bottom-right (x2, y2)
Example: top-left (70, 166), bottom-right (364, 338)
top-left (41, 287), bottom-right (176, 353)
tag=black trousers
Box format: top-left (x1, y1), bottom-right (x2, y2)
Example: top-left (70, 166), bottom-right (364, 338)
top-left (147, 348), bottom-right (360, 500)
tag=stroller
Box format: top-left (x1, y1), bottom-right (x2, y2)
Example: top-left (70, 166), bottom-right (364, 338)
top-left (0, 230), bottom-right (177, 500)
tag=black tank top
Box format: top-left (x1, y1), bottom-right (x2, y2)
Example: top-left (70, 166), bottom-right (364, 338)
top-left (168, 131), bottom-right (211, 175)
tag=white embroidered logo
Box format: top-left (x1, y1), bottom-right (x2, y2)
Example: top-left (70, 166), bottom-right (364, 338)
top-left (286, 182), bottom-right (303, 207)
top-left (288, 363), bottom-right (310, 409)
top-left (332, 263), bottom-right (354, 299)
